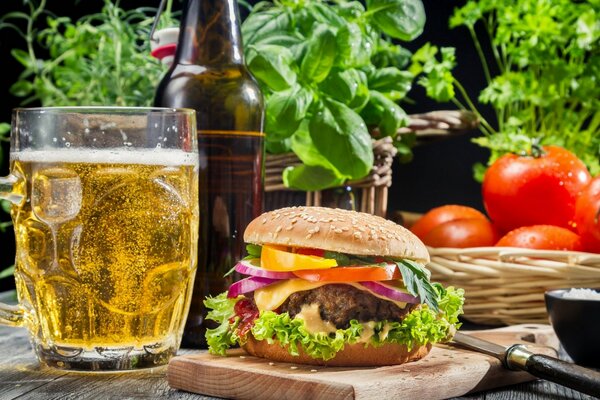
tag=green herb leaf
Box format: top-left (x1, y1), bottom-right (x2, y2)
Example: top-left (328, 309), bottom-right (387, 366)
top-left (300, 24), bottom-right (336, 83)
top-left (335, 23), bottom-right (372, 68)
top-left (393, 259), bottom-right (439, 312)
top-left (265, 86), bottom-right (313, 140)
top-left (283, 164), bottom-right (346, 192)
top-left (367, 0), bottom-right (426, 41)
top-left (0, 123), bottom-right (10, 136)
top-left (367, 67), bottom-right (413, 101)
top-left (319, 68), bottom-right (369, 108)
top-left (0, 265), bottom-right (15, 280)
top-left (242, 6), bottom-right (291, 45)
top-left (360, 90), bottom-right (408, 137)
top-left (309, 99), bottom-right (373, 179)
top-left (247, 44), bottom-right (297, 92)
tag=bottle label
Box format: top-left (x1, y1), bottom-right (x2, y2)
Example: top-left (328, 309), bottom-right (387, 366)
top-left (199, 130), bottom-right (265, 137)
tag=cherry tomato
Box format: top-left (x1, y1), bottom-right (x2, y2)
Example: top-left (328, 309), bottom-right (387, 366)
top-left (423, 218), bottom-right (500, 248)
top-left (574, 176), bottom-right (600, 253)
top-left (410, 205), bottom-right (488, 240)
top-left (496, 225), bottom-right (584, 251)
top-left (482, 146), bottom-right (591, 233)
top-left (293, 264), bottom-right (400, 282)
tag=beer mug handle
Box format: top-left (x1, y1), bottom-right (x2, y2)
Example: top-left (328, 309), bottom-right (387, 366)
top-left (0, 174), bottom-right (25, 327)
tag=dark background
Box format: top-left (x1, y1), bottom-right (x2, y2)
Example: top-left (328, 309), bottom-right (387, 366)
top-left (0, 0), bottom-right (491, 291)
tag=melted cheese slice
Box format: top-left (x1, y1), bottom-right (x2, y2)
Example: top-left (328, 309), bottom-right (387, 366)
top-left (253, 279), bottom-right (408, 311)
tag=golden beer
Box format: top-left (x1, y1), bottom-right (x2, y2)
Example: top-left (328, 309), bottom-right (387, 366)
top-left (10, 149), bottom-right (198, 367)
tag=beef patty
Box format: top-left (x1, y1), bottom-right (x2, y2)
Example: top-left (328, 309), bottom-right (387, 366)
top-left (277, 284), bottom-right (416, 329)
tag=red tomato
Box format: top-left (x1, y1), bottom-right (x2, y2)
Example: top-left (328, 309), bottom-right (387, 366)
top-left (293, 265), bottom-right (400, 282)
top-left (574, 176), bottom-right (600, 253)
top-left (496, 225), bottom-right (584, 251)
top-left (294, 248), bottom-right (326, 257)
top-left (423, 218), bottom-right (500, 248)
top-left (482, 146), bottom-right (591, 233)
top-left (410, 205), bottom-right (488, 240)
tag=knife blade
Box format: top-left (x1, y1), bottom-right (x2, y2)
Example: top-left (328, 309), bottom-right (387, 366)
top-left (451, 332), bottom-right (600, 397)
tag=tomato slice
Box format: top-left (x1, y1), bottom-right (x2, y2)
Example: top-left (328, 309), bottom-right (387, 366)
top-left (293, 264), bottom-right (400, 282)
top-left (295, 248), bottom-right (325, 257)
top-left (261, 245), bottom-right (337, 271)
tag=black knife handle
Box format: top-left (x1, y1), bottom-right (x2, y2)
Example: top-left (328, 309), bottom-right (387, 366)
top-left (506, 345), bottom-right (600, 397)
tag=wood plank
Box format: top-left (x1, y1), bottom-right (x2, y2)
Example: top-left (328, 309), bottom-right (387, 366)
top-left (166, 324), bottom-right (565, 400)
top-left (1, 325), bottom-right (597, 399)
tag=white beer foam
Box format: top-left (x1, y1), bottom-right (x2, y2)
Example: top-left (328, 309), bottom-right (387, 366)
top-left (11, 148), bottom-right (199, 166)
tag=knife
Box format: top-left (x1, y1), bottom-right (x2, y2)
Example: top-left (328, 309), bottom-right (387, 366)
top-left (452, 331), bottom-right (600, 397)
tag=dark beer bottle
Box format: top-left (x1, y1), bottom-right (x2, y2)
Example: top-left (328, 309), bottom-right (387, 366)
top-left (154, 0), bottom-right (265, 348)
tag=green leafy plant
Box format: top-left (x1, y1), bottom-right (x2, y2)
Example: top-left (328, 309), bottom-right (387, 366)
top-left (241, 0), bottom-right (426, 191)
top-left (1, 0), bottom-right (177, 107)
top-left (416, 0), bottom-right (600, 179)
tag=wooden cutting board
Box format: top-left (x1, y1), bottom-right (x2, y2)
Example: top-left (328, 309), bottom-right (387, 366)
top-left (168, 324), bottom-right (559, 400)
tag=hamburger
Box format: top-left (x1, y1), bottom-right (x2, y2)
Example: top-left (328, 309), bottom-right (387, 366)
top-left (204, 206), bottom-right (464, 366)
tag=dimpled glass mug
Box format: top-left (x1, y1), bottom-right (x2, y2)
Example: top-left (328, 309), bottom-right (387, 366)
top-left (0, 107), bottom-right (199, 371)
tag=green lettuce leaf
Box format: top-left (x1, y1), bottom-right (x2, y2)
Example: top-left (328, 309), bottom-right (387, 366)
top-left (205, 286), bottom-right (465, 360)
top-left (204, 293), bottom-right (243, 355)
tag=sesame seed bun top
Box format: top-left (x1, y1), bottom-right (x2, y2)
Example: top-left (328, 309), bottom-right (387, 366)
top-left (243, 206), bottom-right (430, 263)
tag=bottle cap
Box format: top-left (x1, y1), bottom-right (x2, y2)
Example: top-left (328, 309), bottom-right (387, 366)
top-left (150, 27), bottom-right (180, 66)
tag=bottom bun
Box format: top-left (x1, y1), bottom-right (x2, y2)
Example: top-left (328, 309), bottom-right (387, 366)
top-left (243, 336), bottom-right (432, 367)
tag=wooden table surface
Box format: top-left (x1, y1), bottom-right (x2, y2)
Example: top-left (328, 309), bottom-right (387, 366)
top-left (0, 325), bottom-right (597, 400)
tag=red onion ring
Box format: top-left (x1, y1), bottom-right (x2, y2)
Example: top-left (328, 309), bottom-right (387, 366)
top-left (359, 281), bottom-right (420, 304)
top-left (234, 260), bottom-right (296, 279)
top-left (227, 276), bottom-right (281, 298)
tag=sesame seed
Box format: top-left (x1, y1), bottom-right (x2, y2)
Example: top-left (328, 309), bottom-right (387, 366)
top-left (262, 218), bottom-right (267, 224)
top-left (285, 225), bottom-right (294, 231)
top-left (275, 226), bottom-right (282, 233)
top-left (305, 233), bottom-right (313, 239)
top-left (290, 366), bottom-right (298, 370)
top-left (308, 226), bottom-right (320, 234)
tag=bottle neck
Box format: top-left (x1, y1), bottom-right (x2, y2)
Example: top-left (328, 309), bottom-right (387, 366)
top-left (175, 0), bottom-right (244, 65)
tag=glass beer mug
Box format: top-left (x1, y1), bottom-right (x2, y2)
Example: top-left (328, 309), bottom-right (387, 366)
top-left (0, 107), bottom-right (199, 371)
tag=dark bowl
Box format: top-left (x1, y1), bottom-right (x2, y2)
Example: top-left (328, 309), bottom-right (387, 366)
top-left (545, 288), bottom-right (600, 368)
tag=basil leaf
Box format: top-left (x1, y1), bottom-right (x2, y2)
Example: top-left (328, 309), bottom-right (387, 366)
top-left (309, 3), bottom-right (346, 29)
top-left (367, 67), bottom-right (413, 101)
top-left (372, 40), bottom-right (412, 69)
top-left (394, 259), bottom-right (439, 312)
top-left (283, 164), bottom-right (345, 191)
top-left (246, 44), bottom-right (297, 92)
top-left (242, 7), bottom-right (291, 45)
top-left (291, 120), bottom-right (340, 171)
top-left (309, 99), bottom-right (373, 178)
top-left (265, 86), bottom-right (314, 140)
top-left (335, 23), bottom-right (371, 68)
top-left (361, 91), bottom-right (408, 137)
top-left (300, 24), bottom-right (336, 83)
top-left (367, 0), bottom-right (426, 41)
top-left (320, 69), bottom-right (370, 110)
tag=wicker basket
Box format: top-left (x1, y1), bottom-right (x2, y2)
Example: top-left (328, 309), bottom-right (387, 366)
top-left (264, 110), bottom-right (478, 217)
top-left (427, 247), bottom-right (600, 326)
